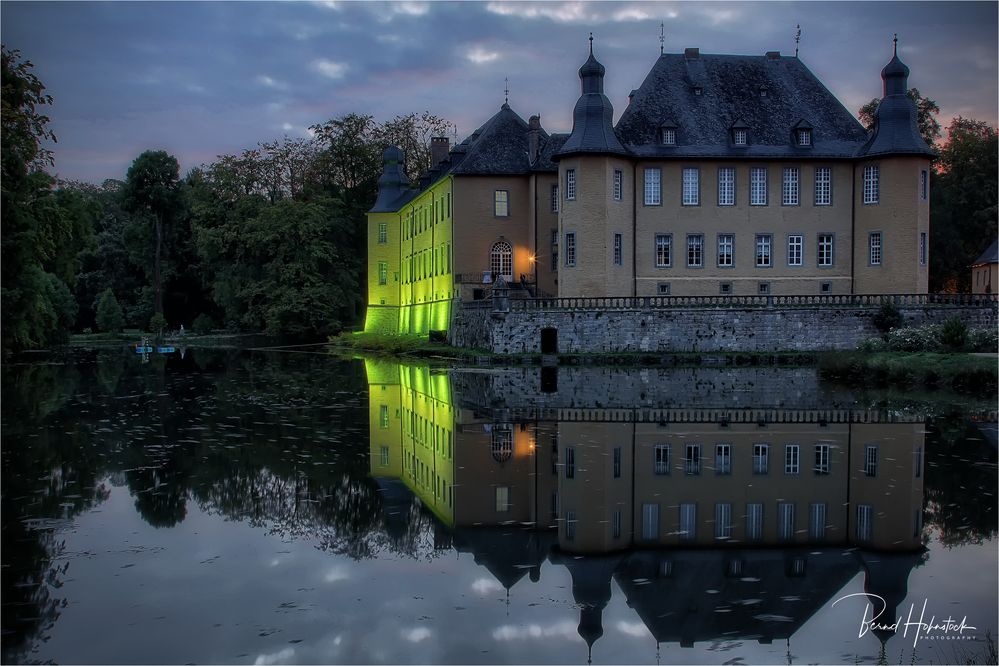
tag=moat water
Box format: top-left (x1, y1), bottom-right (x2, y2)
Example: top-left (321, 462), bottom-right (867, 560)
top-left (2, 349), bottom-right (996, 665)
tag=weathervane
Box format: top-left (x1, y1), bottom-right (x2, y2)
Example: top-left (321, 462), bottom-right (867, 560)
top-left (794, 24), bottom-right (801, 57)
top-left (660, 22), bottom-right (665, 55)
top-left (589, 31), bottom-right (593, 55)
top-left (504, 77), bottom-right (509, 105)
top-left (893, 32), bottom-right (898, 56)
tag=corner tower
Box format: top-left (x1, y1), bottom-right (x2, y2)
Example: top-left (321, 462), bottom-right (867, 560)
top-left (555, 38), bottom-right (634, 298)
top-left (365, 146), bottom-right (411, 333)
top-left (854, 38), bottom-right (935, 294)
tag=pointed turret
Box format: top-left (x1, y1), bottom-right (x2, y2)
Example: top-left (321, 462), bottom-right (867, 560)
top-left (557, 39), bottom-right (628, 158)
top-left (858, 38), bottom-right (935, 157)
top-left (370, 146), bottom-right (412, 212)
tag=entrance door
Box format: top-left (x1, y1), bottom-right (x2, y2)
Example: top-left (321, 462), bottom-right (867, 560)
top-left (541, 327), bottom-right (558, 354)
top-left (490, 241), bottom-right (513, 283)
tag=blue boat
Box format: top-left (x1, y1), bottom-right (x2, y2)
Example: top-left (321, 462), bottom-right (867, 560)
top-left (135, 346), bottom-right (153, 353)
top-left (156, 346), bottom-right (176, 354)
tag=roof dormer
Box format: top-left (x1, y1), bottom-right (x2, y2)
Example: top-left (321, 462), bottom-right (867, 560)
top-left (792, 119), bottom-right (813, 148)
top-left (659, 119), bottom-right (678, 146)
top-left (730, 119), bottom-right (750, 147)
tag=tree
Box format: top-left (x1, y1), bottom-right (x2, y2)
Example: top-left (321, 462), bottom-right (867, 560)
top-left (121, 150), bottom-right (182, 315)
top-left (858, 88), bottom-right (941, 148)
top-left (95, 288), bottom-right (124, 333)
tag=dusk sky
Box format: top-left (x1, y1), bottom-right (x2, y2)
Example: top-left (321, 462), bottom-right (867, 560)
top-left (3, 1), bottom-right (997, 184)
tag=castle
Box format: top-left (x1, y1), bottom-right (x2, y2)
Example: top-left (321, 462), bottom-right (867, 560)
top-left (366, 40), bottom-right (933, 335)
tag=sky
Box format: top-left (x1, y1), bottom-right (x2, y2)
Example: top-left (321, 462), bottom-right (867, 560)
top-left (2, 0), bottom-right (997, 184)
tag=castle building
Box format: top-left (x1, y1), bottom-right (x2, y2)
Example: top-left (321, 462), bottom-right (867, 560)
top-left (366, 41), bottom-right (933, 335)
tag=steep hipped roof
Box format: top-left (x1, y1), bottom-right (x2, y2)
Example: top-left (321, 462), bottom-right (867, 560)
top-left (857, 50), bottom-right (936, 158)
top-left (533, 133), bottom-right (568, 172)
top-left (615, 52), bottom-right (869, 159)
top-left (972, 239), bottom-right (999, 266)
top-left (451, 103), bottom-right (544, 175)
top-left (557, 51), bottom-right (629, 158)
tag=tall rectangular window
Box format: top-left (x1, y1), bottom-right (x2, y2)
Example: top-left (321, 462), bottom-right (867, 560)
top-left (717, 234), bottom-right (734, 267)
top-left (856, 504), bottom-right (873, 542)
top-left (814, 444), bottom-right (830, 474)
top-left (551, 184), bottom-right (559, 212)
top-left (613, 170), bottom-right (623, 201)
top-left (753, 443), bottom-right (769, 474)
top-left (613, 447), bottom-right (621, 478)
top-left (379, 404), bottom-right (389, 429)
top-left (733, 129), bottom-right (748, 146)
top-left (756, 234), bottom-right (772, 267)
top-left (644, 167), bottom-right (662, 205)
top-left (642, 504), bottom-right (660, 541)
top-left (863, 165), bottom-right (879, 204)
top-left (782, 167), bottom-right (800, 205)
top-left (661, 127), bottom-right (676, 145)
top-left (818, 234), bottom-right (834, 267)
top-left (564, 446), bottom-right (575, 479)
top-left (377, 222), bottom-right (388, 244)
top-left (814, 167), bottom-right (832, 205)
top-left (746, 503), bottom-right (763, 541)
top-left (566, 169), bottom-right (576, 200)
top-left (920, 170), bottom-right (928, 200)
top-left (687, 234), bottom-right (704, 268)
top-left (684, 444), bottom-right (701, 475)
top-left (378, 261), bottom-right (388, 286)
top-left (797, 129), bottom-right (812, 146)
top-left (750, 167), bottom-right (767, 205)
top-left (655, 234), bottom-right (672, 268)
top-left (778, 502), bottom-right (795, 541)
top-left (565, 232), bottom-right (576, 267)
top-left (785, 444), bottom-right (799, 474)
top-left (682, 168), bottom-right (699, 205)
top-left (654, 444), bottom-right (670, 475)
top-left (809, 503), bottom-right (827, 540)
top-left (718, 167), bottom-right (735, 205)
top-left (380, 446), bottom-right (390, 467)
top-left (869, 232), bottom-right (883, 266)
top-left (919, 233), bottom-right (927, 265)
top-left (551, 230), bottom-right (558, 271)
top-left (614, 233), bottom-right (623, 266)
top-left (495, 486), bottom-right (511, 512)
top-left (787, 235), bottom-right (803, 266)
top-left (565, 510), bottom-right (576, 540)
top-left (613, 510), bottom-right (622, 538)
top-left (715, 503), bottom-right (732, 539)
top-left (715, 444), bottom-right (731, 475)
top-left (679, 503), bottom-right (697, 541)
top-left (864, 445), bottom-right (878, 477)
top-left (494, 190), bottom-right (509, 217)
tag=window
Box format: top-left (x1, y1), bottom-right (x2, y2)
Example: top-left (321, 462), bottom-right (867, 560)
top-left (657, 282), bottom-right (670, 295)
top-left (379, 404), bottom-right (390, 429)
top-left (644, 167), bottom-right (662, 205)
top-left (551, 184), bottom-right (559, 212)
top-left (495, 486), bottom-right (511, 512)
top-left (715, 444), bottom-right (731, 475)
top-left (756, 234), bottom-right (772, 267)
top-left (565, 509), bottom-right (577, 540)
top-left (920, 170), bottom-right (928, 200)
top-left (564, 446), bottom-right (575, 479)
top-left (613, 233), bottom-right (623, 266)
top-left (814, 444), bottom-right (830, 474)
top-left (613, 510), bottom-right (622, 539)
top-left (869, 232), bottom-right (882, 266)
top-left (661, 127), bottom-right (676, 145)
top-left (654, 443), bottom-right (670, 475)
top-left (753, 443), bottom-right (769, 474)
top-left (613, 170), bottom-right (623, 201)
top-left (750, 167), bottom-right (767, 205)
top-left (817, 234), bottom-right (834, 267)
top-left (912, 508), bottom-right (923, 539)
top-left (378, 261), bottom-right (388, 286)
top-left (679, 503), bottom-right (697, 541)
top-left (718, 167), bottom-right (735, 205)
top-left (864, 445), bottom-right (878, 477)
top-left (380, 446), bottom-right (390, 467)
top-left (655, 234), bottom-right (672, 268)
top-left (564, 232), bottom-right (576, 267)
top-left (551, 230), bottom-right (558, 272)
top-left (613, 447), bottom-right (622, 478)
top-left (684, 444), bottom-right (701, 475)
top-left (746, 503), bottom-right (764, 541)
top-left (809, 503), bottom-right (827, 541)
top-left (785, 444), bottom-right (799, 474)
top-left (642, 503), bottom-right (660, 540)
top-left (778, 502), bottom-right (795, 541)
top-left (855, 504), bottom-right (873, 542)
top-left (787, 235), bottom-right (803, 266)
top-left (682, 168), bottom-right (699, 205)
top-left (919, 233), bottom-right (927, 265)
top-left (814, 167), bottom-right (831, 205)
top-left (820, 282), bottom-right (831, 294)
top-left (863, 165), bottom-right (879, 204)
top-left (758, 282), bottom-right (770, 296)
top-left (797, 129), bottom-right (811, 146)
top-left (491, 427), bottom-right (512, 462)
top-left (565, 169), bottom-right (577, 201)
top-left (719, 282), bottom-right (732, 295)
top-left (782, 167), bottom-right (799, 205)
top-left (717, 234), bottom-right (734, 267)
top-left (715, 503), bottom-right (732, 539)
top-left (687, 234), bottom-right (704, 268)
top-left (490, 241), bottom-right (512, 279)
top-left (377, 222), bottom-right (388, 244)
top-left (494, 190), bottom-right (509, 217)
top-left (734, 129), bottom-right (748, 146)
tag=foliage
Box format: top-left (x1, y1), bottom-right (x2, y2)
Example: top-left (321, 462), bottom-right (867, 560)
top-left (938, 317), bottom-right (968, 350)
top-left (872, 299), bottom-right (903, 334)
top-left (94, 288), bottom-right (124, 333)
top-left (149, 312), bottom-right (167, 337)
top-left (858, 87), bottom-right (941, 147)
top-left (819, 351), bottom-right (996, 392)
top-left (192, 313), bottom-right (215, 335)
top-left (858, 321), bottom-right (995, 353)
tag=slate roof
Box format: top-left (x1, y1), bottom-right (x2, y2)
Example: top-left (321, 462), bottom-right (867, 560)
top-left (972, 239), bottom-right (999, 266)
top-left (558, 52), bottom-right (629, 158)
top-left (450, 103), bottom-right (544, 175)
top-left (857, 53), bottom-right (936, 158)
top-left (614, 52), bottom-right (870, 159)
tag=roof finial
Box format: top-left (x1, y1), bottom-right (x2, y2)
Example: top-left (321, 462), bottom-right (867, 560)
top-left (893, 32), bottom-right (898, 56)
top-left (660, 22), bottom-right (665, 56)
top-left (589, 31), bottom-right (593, 55)
top-left (794, 24), bottom-right (801, 57)
top-left (504, 77), bottom-right (509, 105)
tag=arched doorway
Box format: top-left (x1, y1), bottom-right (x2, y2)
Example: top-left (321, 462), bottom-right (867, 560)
top-left (490, 241), bottom-right (513, 282)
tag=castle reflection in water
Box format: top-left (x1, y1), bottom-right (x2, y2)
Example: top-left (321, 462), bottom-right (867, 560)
top-left (365, 361), bottom-right (926, 656)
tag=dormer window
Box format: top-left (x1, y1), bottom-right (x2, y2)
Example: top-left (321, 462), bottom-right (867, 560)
top-left (661, 127), bottom-right (676, 145)
top-left (733, 129), bottom-right (748, 146)
top-left (797, 129), bottom-right (812, 146)
top-left (694, 87), bottom-right (702, 96)
top-left (759, 87), bottom-right (768, 98)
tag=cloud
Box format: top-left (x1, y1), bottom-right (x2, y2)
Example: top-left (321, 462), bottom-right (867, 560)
top-left (254, 647), bottom-right (295, 665)
top-left (616, 621), bottom-right (650, 638)
top-left (466, 47), bottom-right (500, 64)
top-left (471, 577), bottom-right (503, 594)
top-left (394, 2), bottom-right (429, 16)
top-left (323, 566), bottom-right (349, 583)
top-left (612, 7), bottom-right (651, 22)
top-left (314, 0), bottom-right (340, 9)
top-left (257, 75), bottom-right (286, 89)
top-left (401, 627), bottom-right (432, 642)
top-left (312, 59), bottom-right (347, 79)
top-left (485, 1), bottom-right (595, 24)
top-left (492, 620), bottom-right (581, 641)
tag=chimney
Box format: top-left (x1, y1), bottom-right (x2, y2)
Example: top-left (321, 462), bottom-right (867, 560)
top-left (766, 51), bottom-right (781, 60)
top-left (528, 115), bottom-right (541, 163)
top-left (430, 136), bottom-right (450, 167)
top-left (684, 47), bottom-right (699, 60)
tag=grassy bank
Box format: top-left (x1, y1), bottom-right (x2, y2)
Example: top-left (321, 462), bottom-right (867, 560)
top-left (819, 351), bottom-right (997, 393)
top-left (327, 331), bottom-right (486, 359)
top-left (68, 331), bottom-right (271, 348)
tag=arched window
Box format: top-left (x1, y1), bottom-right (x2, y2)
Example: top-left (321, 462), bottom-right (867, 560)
top-left (491, 428), bottom-right (512, 463)
top-left (490, 241), bottom-right (513, 281)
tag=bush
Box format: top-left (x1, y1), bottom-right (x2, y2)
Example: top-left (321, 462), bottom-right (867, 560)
top-left (968, 327), bottom-right (998, 352)
top-left (883, 325), bottom-right (938, 352)
top-left (872, 300), bottom-right (904, 334)
top-left (149, 313), bottom-right (167, 338)
top-left (192, 313), bottom-right (215, 336)
top-left (939, 317), bottom-right (968, 351)
top-left (94, 288), bottom-right (125, 333)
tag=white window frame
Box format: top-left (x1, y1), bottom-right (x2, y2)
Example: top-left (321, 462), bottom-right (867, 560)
top-left (818, 234), bottom-right (834, 267)
top-left (377, 222), bottom-right (388, 244)
top-left (613, 170), bottom-right (623, 201)
top-left (797, 129), bottom-right (812, 146)
top-left (733, 128), bottom-right (748, 146)
top-left (661, 127), bottom-right (676, 145)
top-left (642, 503), bottom-right (660, 541)
top-left (864, 445), bottom-right (878, 477)
top-left (814, 167), bottom-right (832, 205)
top-left (613, 233), bottom-right (623, 266)
top-left (644, 167), bottom-right (662, 206)
top-left (684, 443), bottom-right (701, 476)
top-left (715, 443), bottom-right (731, 474)
top-left (746, 503), bottom-right (763, 541)
top-left (494, 190), bottom-right (509, 217)
top-left (778, 502), bottom-right (795, 541)
top-left (717, 234), bottom-right (734, 268)
top-left (715, 503), bottom-right (732, 540)
top-left (655, 234), bottom-right (672, 268)
top-left (782, 167), bottom-right (799, 206)
top-left (718, 167), bottom-right (735, 206)
top-left (863, 165), bottom-right (879, 204)
top-left (787, 234), bottom-right (803, 267)
top-left (755, 234), bottom-right (772, 268)
top-left (750, 167), bottom-right (767, 205)
top-left (920, 170), bottom-right (928, 201)
top-left (682, 167), bottom-right (699, 205)
top-left (377, 261), bottom-right (388, 286)
top-left (856, 504), bottom-right (873, 542)
top-left (785, 444), bottom-right (800, 474)
top-left (919, 233), bottom-right (927, 266)
top-left (679, 503), bottom-right (697, 541)
top-left (814, 443), bottom-right (830, 475)
top-left (654, 443), bottom-right (670, 475)
top-left (753, 443), bottom-right (769, 474)
top-left (687, 234), bottom-right (704, 268)
top-left (566, 169), bottom-right (576, 200)
top-left (869, 232), bottom-right (883, 266)
top-left (551, 184), bottom-right (559, 212)
top-left (564, 232), bottom-right (576, 267)
top-left (809, 503), bottom-right (827, 541)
